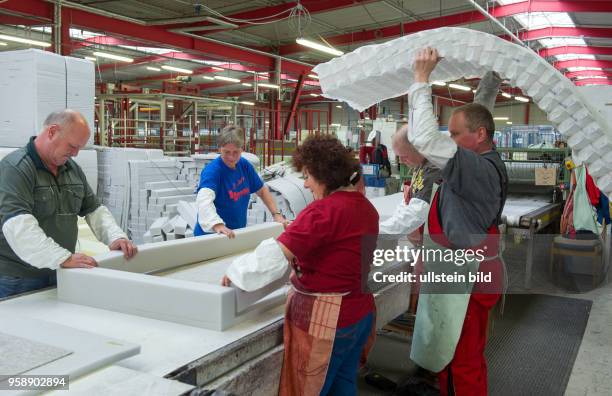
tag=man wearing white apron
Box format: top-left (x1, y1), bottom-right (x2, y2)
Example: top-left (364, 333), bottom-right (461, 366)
top-left (407, 48), bottom-right (508, 396)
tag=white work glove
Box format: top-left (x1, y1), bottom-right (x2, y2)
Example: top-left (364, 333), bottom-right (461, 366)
top-left (225, 238), bottom-right (288, 292)
top-left (196, 188), bottom-right (225, 233)
top-left (379, 198), bottom-right (430, 235)
top-left (84, 205), bottom-right (128, 246)
top-left (2, 214), bottom-right (71, 270)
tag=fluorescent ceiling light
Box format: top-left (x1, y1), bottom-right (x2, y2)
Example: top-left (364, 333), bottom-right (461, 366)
top-left (513, 12), bottom-right (575, 30)
top-left (119, 46), bottom-right (178, 55)
top-left (330, 123), bottom-right (340, 127)
top-left (449, 83), bottom-right (471, 91)
top-left (431, 81), bottom-right (446, 86)
top-left (265, 120), bottom-right (270, 124)
top-left (554, 54), bottom-right (596, 61)
top-left (161, 65), bottom-right (193, 74)
top-left (308, 74), bottom-right (319, 79)
top-left (494, 117), bottom-right (509, 121)
top-left (575, 75), bottom-right (607, 80)
top-left (566, 67), bottom-right (603, 72)
top-left (212, 66), bottom-right (224, 71)
top-left (146, 66), bottom-right (161, 71)
top-left (202, 76), bottom-right (215, 80)
top-left (296, 38), bottom-right (344, 56)
top-left (214, 75), bottom-right (240, 83)
top-left (496, 0), bottom-right (524, 4)
top-left (501, 92), bottom-right (512, 98)
top-left (538, 37), bottom-right (586, 48)
top-left (0, 42), bottom-right (7, 46)
top-left (309, 93), bottom-right (319, 97)
top-left (240, 101), bottom-right (255, 106)
top-left (472, 89), bottom-right (477, 93)
top-left (515, 96), bottom-right (530, 102)
top-left (93, 51), bottom-right (133, 63)
top-left (258, 83), bottom-right (279, 89)
top-left (84, 56), bottom-right (96, 61)
top-left (0, 34), bottom-right (51, 47)
top-left (506, 121), bottom-right (513, 125)
top-left (242, 83), bottom-right (252, 87)
top-left (336, 105), bottom-right (342, 108)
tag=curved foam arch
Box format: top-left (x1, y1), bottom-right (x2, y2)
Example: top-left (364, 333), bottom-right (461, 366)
top-left (313, 27), bottom-right (612, 196)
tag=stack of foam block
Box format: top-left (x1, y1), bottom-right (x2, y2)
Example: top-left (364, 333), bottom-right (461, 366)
top-left (0, 49), bottom-right (94, 148)
top-left (126, 159), bottom-right (196, 243)
top-left (143, 201), bottom-right (196, 242)
top-left (96, 147), bottom-right (163, 226)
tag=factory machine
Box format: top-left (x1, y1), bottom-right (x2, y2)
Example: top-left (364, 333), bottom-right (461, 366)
top-left (498, 147), bottom-right (571, 289)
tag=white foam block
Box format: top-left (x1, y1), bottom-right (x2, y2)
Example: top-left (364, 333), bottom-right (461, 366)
top-left (57, 223), bottom-right (285, 331)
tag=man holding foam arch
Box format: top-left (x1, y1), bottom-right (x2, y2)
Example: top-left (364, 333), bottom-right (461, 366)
top-left (406, 47), bottom-right (508, 396)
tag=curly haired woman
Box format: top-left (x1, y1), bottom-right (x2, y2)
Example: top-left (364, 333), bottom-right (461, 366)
top-left (223, 134), bottom-right (379, 395)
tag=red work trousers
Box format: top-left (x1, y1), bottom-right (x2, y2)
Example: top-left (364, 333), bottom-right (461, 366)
top-left (438, 293), bottom-right (499, 396)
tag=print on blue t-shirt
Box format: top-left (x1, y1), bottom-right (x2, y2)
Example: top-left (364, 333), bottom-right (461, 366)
top-left (194, 156), bottom-right (263, 236)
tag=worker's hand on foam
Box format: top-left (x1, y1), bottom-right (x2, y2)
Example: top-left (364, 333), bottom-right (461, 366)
top-left (61, 253), bottom-right (98, 269)
top-left (273, 213), bottom-right (290, 228)
top-left (413, 47), bottom-right (441, 83)
top-left (213, 223), bottom-right (236, 239)
top-left (109, 238), bottom-right (138, 259)
top-left (221, 275), bottom-right (232, 287)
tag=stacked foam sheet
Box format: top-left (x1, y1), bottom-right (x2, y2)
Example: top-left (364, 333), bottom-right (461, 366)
top-left (126, 159), bottom-right (196, 243)
top-left (143, 210), bottom-right (195, 243)
top-left (96, 147), bottom-right (166, 239)
top-left (313, 27), bottom-right (612, 197)
top-left (0, 49), bottom-right (94, 147)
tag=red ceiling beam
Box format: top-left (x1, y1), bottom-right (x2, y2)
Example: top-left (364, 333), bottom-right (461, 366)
top-left (71, 36), bottom-right (155, 52)
top-left (505, 0), bottom-right (612, 13)
top-left (540, 46), bottom-right (612, 57)
top-left (0, 15), bottom-right (47, 25)
top-left (0, 0), bottom-right (52, 20)
top-left (279, 10), bottom-right (486, 55)
top-left (160, 0), bottom-right (377, 31)
top-left (520, 27), bottom-right (612, 41)
top-left (0, 0), bottom-right (311, 75)
top-left (566, 70), bottom-right (612, 79)
top-left (555, 59), bottom-right (612, 70)
top-left (575, 79), bottom-right (612, 86)
top-left (278, 1), bottom-right (612, 55)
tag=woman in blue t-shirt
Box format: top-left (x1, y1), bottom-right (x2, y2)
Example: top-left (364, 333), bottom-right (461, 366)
top-left (194, 125), bottom-right (285, 237)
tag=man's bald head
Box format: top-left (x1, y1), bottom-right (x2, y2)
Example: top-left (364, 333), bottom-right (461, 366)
top-left (43, 109), bottom-right (89, 133)
top-left (36, 109), bottom-right (91, 170)
top-left (393, 125), bottom-right (425, 167)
